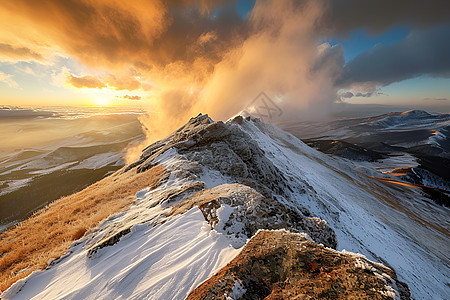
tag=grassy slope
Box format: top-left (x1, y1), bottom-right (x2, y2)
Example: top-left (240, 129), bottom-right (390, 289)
top-left (0, 165), bottom-right (167, 292)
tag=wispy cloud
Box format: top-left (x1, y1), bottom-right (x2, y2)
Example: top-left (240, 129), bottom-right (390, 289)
top-left (339, 90), bottom-right (385, 99)
top-left (66, 73), bottom-right (142, 91)
top-left (22, 65), bottom-right (36, 76)
top-left (0, 71), bottom-right (19, 88)
top-left (0, 43), bottom-right (44, 62)
top-left (424, 97), bottom-right (448, 101)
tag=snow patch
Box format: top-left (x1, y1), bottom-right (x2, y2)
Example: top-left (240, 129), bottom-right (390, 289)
top-left (216, 204), bottom-right (247, 248)
top-left (226, 280), bottom-right (246, 300)
top-left (28, 161), bottom-right (78, 175)
top-left (135, 188), bottom-right (148, 199)
top-left (69, 153), bottom-right (122, 170)
top-left (0, 178), bottom-right (34, 196)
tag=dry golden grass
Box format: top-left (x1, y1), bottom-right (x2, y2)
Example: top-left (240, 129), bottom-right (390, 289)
top-left (0, 165), bottom-right (168, 292)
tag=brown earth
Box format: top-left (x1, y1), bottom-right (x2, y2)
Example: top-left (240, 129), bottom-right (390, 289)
top-left (0, 165), bottom-right (168, 292)
top-left (188, 230), bottom-right (410, 300)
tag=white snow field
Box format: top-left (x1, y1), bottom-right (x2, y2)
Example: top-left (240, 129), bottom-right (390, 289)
top-left (2, 208), bottom-right (239, 300)
top-left (237, 119), bottom-right (449, 299)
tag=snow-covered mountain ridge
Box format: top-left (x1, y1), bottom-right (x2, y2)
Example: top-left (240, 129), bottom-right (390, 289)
top-left (283, 110), bottom-right (450, 201)
top-left (2, 114), bottom-right (449, 299)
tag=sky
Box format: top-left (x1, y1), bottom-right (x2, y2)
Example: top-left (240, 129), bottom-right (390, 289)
top-left (0, 0), bottom-right (449, 124)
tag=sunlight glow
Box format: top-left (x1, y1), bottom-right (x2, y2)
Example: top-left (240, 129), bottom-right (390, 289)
top-left (95, 95), bottom-right (110, 106)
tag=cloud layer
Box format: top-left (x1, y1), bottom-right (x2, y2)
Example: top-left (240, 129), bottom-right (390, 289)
top-left (324, 0), bottom-right (450, 34)
top-left (337, 26), bottom-right (450, 89)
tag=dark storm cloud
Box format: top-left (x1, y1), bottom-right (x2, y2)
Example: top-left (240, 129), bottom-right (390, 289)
top-left (324, 0), bottom-right (450, 34)
top-left (337, 26), bottom-right (450, 88)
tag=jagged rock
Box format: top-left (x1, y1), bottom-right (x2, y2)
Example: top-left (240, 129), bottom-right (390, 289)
top-left (187, 141), bottom-right (249, 178)
top-left (188, 230), bottom-right (410, 300)
top-left (162, 181), bottom-right (205, 206)
top-left (126, 115), bottom-right (336, 248)
top-left (127, 114), bottom-right (291, 198)
top-left (87, 227), bottom-right (131, 258)
top-left (170, 184), bottom-right (337, 249)
top-left (124, 113), bottom-right (216, 173)
top-left (118, 114), bottom-right (412, 298)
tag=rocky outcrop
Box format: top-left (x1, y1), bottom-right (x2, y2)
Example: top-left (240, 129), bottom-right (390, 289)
top-left (125, 114), bottom-right (336, 248)
top-left (188, 230), bottom-right (410, 300)
top-left (170, 184), bottom-right (336, 248)
top-left (126, 114), bottom-right (292, 198)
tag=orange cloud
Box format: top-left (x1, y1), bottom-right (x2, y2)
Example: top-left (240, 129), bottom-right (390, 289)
top-left (66, 73), bottom-right (143, 91)
top-left (0, 1), bottom-right (168, 67)
top-left (104, 75), bottom-right (142, 91)
top-left (0, 43), bottom-right (43, 62)
top-left (0, 1), bottom-right (242, 70)
top-left (121, 95), bottom-right (142, 100)
top-left (66, 74), bottom-right (106, 89)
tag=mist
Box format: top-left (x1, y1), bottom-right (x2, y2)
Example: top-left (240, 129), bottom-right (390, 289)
top-left (126, 0), bottom-right (345, 161)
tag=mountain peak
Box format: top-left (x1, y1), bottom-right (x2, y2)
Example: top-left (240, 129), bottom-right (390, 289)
top-left (399, 109), bottom-right (431, 117)
top-left (4, 113), bottom-right (448, 299)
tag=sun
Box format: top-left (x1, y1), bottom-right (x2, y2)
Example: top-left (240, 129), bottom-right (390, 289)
top-left (95, 95), bottom-right (110, 106)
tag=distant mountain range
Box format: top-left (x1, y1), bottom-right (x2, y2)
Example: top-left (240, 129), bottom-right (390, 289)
top-left (0, 108), bottom-right (145, 231)
top-left (283, 110), bottom-right (450, 201)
